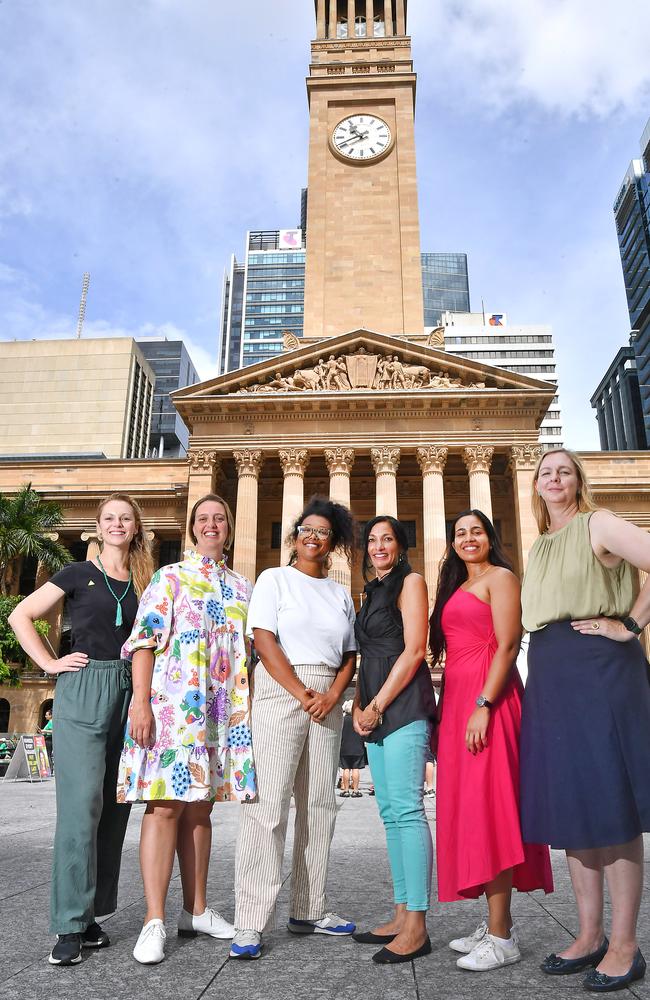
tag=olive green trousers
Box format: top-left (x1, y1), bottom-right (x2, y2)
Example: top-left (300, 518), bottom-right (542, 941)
top-left (51, 659), bottom-right (132, 933)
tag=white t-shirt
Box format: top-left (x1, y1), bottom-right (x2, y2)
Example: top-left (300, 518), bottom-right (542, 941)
top-left (247, 565), bottom-right (357, 668)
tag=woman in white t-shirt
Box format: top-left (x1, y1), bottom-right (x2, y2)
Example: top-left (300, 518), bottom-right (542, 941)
top-left (231, 496), bottom-right (357, 960)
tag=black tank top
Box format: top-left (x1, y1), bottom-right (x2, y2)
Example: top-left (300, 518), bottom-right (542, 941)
top-left (355, 566), bottom-right (437, 741)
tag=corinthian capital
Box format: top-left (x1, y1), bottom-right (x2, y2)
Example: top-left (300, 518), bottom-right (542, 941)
top-left (371, 447), bottom-right (401, 476)
top-left (279, 449), bottom-right (310, 477)
top-left (324, 448), bottom-right (355, 476)
top-left (463, 445), bottom-right (494, 475)
top-left (509, 444), bottom-right (543, 473)
top-left (187, 450), bottom-right (219, 473)
top-left (233, 449), bottom-right (263, 478)
top-left (416, 446), bottom-right (448, 476)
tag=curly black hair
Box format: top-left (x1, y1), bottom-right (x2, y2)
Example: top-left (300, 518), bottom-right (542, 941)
top-left (287, 495), bottom-right (355, 567)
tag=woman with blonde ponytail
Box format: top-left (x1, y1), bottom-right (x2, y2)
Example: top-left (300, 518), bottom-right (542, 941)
top-left (9, 492), bottom-right (153, 968)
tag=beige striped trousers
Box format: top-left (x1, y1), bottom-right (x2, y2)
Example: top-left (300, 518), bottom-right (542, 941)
top-left (234, 663), bottom-right (343, 932)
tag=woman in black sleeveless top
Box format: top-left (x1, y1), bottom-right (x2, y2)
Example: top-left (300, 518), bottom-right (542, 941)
top-left (351, 516), bottom-right (436, 965)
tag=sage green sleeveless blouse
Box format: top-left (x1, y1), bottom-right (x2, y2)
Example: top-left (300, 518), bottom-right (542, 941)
top-left (521, 511), bottom-right (636, 633)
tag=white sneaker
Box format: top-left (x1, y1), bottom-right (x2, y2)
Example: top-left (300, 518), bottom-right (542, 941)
top-left (450, 921), bottom-right (519, 954)
top-left (133, 919), bottom-right (166, 964)
top-left (456, 932), bottom-right (522, 971)
top-left (229, 929), bottom-right (262, 959)
top-left (178, 907), bottom-right (234, 940)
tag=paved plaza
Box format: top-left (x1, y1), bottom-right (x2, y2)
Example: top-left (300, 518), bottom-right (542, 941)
top-left (1, 778), bottom-right (649, 1000)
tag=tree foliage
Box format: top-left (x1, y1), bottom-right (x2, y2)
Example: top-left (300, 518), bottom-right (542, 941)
top-left (0, 595), bottom-right (50, 686)
top-left (0, 484), bottom-right (71, 595)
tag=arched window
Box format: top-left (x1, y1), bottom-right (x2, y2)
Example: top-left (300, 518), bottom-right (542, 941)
top-left (355, 15), bottom-right (367, 36)
top-left (373, 14), bottom-right (386, 36)
top-left (0, 699), bottom-right (10, 732)
top-left (336, 16), bottom-right (348, 37)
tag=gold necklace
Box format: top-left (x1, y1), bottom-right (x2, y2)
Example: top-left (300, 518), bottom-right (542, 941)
top-left (464, 565), bottom-right (492, 587)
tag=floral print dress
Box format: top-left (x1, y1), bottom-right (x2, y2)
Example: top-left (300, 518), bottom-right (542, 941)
top-left (117, 550), bottom-right (256, 803)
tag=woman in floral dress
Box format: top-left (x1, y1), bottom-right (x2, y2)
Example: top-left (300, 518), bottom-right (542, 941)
top-left (118, 494), bottom-right (255, 965)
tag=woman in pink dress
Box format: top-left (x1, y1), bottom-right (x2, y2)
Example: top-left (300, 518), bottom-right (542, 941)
top-left (430, 509), bottom-right (553, 972)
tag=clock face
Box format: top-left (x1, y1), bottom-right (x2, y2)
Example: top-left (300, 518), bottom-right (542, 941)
top-left (331, 114), bottom-right (393, 163)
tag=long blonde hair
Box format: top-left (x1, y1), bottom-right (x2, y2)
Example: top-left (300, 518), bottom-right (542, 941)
top-left (531, 448), bottom-right (598, 534)
top-left (96, 493), bottom-right (154, 597)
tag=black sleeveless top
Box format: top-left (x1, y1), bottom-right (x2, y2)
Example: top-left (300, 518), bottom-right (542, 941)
top-left (355, 566), bottom-right (437, 742)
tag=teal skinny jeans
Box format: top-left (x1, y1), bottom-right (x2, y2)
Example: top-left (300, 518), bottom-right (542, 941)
top-left (366, 719), bottom-right (433, 911)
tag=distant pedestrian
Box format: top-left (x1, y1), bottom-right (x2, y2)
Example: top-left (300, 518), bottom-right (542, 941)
top-left (339, 699), bottom-right (365, 797)
top-left (9, 493), bottom-right (153, 968)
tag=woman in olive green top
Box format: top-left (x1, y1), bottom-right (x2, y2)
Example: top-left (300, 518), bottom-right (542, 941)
top-left (520, 448), bottom-right (650, 994)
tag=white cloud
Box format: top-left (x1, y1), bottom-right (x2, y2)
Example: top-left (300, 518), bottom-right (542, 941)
top-left (412, 0), bottom-right (650, 117)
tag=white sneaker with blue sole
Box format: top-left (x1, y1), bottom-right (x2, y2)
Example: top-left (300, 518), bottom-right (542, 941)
top-left (287, 912), bottom-right (356, 935)
top-left (229, 929), bottom-right (262, 959)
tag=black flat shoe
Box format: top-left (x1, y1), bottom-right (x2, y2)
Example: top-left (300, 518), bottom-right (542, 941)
top-left (583, 949), bottom-right (646, 993)
top-left (372, 936), bottom-right (432, 964)
top-left (541, 938), bottom-right (609, 975)
top-left (353, 930), bottom-right (397, 944)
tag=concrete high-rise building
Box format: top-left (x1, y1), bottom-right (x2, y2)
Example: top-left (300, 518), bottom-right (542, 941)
top-left (137, 339), bottom-right (200, 457)
top-left (441, 311), bottom-right (563, 448)
top-left (614, 117), bottom-right (650, 445)
top-left (0, 338), bottom-right (154, 459)
top-left (590, 338), bottom-right (646, 450)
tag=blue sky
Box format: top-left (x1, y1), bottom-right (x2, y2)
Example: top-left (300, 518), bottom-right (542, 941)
top-left (2, 0), bottom-right (650, 447)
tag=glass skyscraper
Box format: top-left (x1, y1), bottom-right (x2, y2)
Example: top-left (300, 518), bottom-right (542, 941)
top-left (218, 230), bottom-right (305, 374)
top-left (137, 339), bottom-right (200, 457)
top-left (421, 253), bottom-right (470, 326)
top-left (613, 118), bottom-right (650, 446)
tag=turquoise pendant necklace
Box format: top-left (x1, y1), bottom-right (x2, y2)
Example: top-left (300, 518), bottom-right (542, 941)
top-left (97, 555), bottom-right (132, 627)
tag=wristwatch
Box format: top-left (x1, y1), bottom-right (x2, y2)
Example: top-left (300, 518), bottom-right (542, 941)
top-left (475, 695), bottom-right (493, 709)
top-left (622, 616), bottom-right (643, 635)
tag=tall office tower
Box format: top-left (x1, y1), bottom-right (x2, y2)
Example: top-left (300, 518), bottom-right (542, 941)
top-left (442, 311), bottom-right (563, 448)
top-left (136, 339), bottom-right (200, 457)
top-left (590, 337), bottom-right (646, 450)
top-left (217, 229), bottom-right (305, 375)
top-left (614, 117), bottom-right (650, 446)
top-left (421, 253), bottom-right (470, 326)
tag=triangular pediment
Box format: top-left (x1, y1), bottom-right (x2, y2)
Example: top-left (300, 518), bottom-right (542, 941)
top-left (174, 329), bottom-right (554, 406)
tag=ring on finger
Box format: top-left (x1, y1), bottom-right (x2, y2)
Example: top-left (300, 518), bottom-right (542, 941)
top-left (592, 622), bottom-right (600, 631)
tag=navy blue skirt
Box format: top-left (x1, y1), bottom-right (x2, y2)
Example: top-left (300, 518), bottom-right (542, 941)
top-left (520, 620), bottom-right (650, 850)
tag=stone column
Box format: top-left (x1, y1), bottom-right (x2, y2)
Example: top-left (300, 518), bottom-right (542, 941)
top-left (462, 445), bottom-right (494, 522)
top-left (316, 0), bottom-right (327, 38)
top-left (366, 0), bottom-right (375, 35)
top-left (279, 449), bottom-right (310, 566)
top-left (185, 450), bottom-right (220, 547)
top-left (81, 530), bottom-right (101, 561)
top-left (416, 446), bottom-right (448, 601)
top-left (508, 444), bottom-right (542, 574)
top-left (396, 0), bottom-right (406, 33)
top-left (384, 0), bottom-right (393, 34)
top-left (328, 0), bottom-right (337, 38)
top-left (325, 448), bottom-right (355, 588)
top-left (348, 0), bottom-right (356, 36)
top-left (371, 447), bottom-right (400, 518)
top-left (232, 450), bottom-right (263, 583)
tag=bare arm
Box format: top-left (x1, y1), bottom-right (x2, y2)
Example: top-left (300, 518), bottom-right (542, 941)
top-left (129, 648), bottom-right (156, 748)
top-left (465, 569), bottom-right (522, 755)
top-left (8, 582), bottom-right (88, 674)
top-left (572, 510), bottom-right (650, 641)
top-left (253, 628), bottom-right (314, 711)
top-left (355, 574), bottom-right (429, 734)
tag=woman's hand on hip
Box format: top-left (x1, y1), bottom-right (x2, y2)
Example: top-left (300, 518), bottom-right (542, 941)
top-left (465, 707), bottom-right (490, 755)
top-left (129, 698), bottom-right (156, 748)
top-left (43, 652), bottom-right (89, 674)
top-left (571, 617), bottom-right (635, 642)
top-left (306, 690), bottom-right (337, 723)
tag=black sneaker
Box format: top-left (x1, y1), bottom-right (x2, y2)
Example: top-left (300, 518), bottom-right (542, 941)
top-left (82, 922), bottom-right (110, 948)
top-left (48, 933), bottom-right (82, 965)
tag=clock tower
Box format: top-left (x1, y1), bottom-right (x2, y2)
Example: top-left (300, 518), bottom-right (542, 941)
top-left (303, 0), bottom-right (425, 341)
